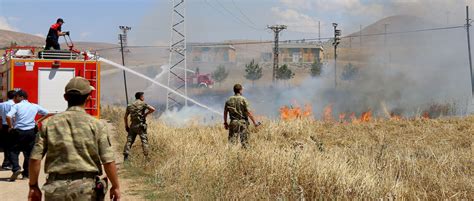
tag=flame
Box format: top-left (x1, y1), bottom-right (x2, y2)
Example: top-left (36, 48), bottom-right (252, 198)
top-left (390, 112), bottom-right (402, 120)
top-left (391, 115), bottom-right (402, 120)
top-left (322, 104), bottom-right (333, 121)
top-left (360, 110), bottom-right (372, 122)
top-left (349, 112), bottom-right (357, 123)
top-left (280, 103), bottom-right (312, 120)
top-left (422, 112), bottom-right (430, 119)
top-left (339, 113), bottom-right (346, 122)
top-left (303, 104), bottom-right (312, 117)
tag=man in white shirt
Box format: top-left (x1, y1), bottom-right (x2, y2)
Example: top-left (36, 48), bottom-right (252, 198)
top-left (6, 90), bottom-right (48, 181)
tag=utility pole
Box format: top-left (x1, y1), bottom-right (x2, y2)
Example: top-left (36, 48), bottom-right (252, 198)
top-left (466, 6), bottom-right (474, 95)
top-left (318, 21), bottom-right (321, 44)
top-left (119, 26), bottom-right (131, 105)
top-left (384, 24), bottom-right (389, 69)
top-left (268, 25), bottom-right (287, 82)
top-left (333, 23), bottom-right (341, 88)
top-left (360, 25), bottom-right (362, 50)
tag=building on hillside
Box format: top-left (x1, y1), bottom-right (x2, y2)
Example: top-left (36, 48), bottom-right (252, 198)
top-left (273, 41), bottom-right (324, 64)
top-left (188, 43), bottom-right (236, 65)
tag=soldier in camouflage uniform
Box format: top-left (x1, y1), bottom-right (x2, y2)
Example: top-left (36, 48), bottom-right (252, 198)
top-left (224, 84), bottom-right (259, 148)
top-left (123, 92), bottom-right (156, 161)
top-left (28, 77), bottom-right (121, 201)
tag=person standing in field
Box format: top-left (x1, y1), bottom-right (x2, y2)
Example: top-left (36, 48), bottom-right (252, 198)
top-left (6, 90), bottom-right (49, 181)
top-left (224, 84), bottom-right (260, 148)
top-left (28, 77), bottom-right (121, 201)
top-left (123, 92), bottom-right (156, 161)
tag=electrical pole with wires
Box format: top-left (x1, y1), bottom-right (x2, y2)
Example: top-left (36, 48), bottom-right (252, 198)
top-left (268, 25), bottom-right (287, 82)
top-left (318, 21), bottom-right (321, 44)
top-left (466, 6), bottom-right (474, 95)
top-left (119, 26), bottom-right (131, 105)
top-left (333, 23), bottom-right (341, 88)
top-left (384, 24), bottom-right (389, 69)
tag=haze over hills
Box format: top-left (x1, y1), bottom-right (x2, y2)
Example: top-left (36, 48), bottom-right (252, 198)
top-left (341, 15), bottom-right (440, 48)
top-left (323, 15), bottom-right (453, 64)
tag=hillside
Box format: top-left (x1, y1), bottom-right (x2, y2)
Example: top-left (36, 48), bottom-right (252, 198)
top-left (323, 15), bottom-right (444, 63)
top-left (0, 29), bottom-right (44, 48)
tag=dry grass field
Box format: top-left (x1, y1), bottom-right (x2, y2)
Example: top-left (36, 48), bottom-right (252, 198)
top-left (103, 106), bottom-right (473, 200)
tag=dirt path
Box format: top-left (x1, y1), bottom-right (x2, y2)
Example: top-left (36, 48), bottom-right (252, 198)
top-left (0, 154), bottom-right (44, 201)
top-left (0, 121), bottom-right (144, 201)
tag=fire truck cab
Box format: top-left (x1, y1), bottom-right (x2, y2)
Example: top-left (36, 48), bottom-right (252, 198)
top-left (0, 47), bottom-right (100, 117)
top-left (187, 72), bottom-right (214, 88)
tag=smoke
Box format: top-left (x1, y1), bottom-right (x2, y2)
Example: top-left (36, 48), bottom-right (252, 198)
top-left (241, 14), bottom-right (471, 119)
top-left (130, 14), bottom-right (472, 123)
top-left (100, 1), bottom-right (474, 124)
top-left (159, 105), bottom-right (221, 126)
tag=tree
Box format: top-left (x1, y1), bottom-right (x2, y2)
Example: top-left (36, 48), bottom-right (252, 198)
top-left (244, 59), bottom-right (263, 85)
top-left (211, 65), bottom-right (229, 86)
top-left (310, 59), bottom-right (323, 77)
top-left (340, 63), bottom-right (359, 80)
top-left (276, 64), bottom-right (295, 81)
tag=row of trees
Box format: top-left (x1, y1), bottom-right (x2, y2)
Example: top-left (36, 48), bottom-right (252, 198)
top-left (210, 59), bottom-right (358, 85)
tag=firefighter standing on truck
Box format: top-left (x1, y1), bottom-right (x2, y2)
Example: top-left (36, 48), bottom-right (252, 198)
top-left (28, 77), bottom-right (120, 201)
top-left (45, 18), bottom-right (69, 50)
top-left (224, 84), bottom-right (260, 148)
top-left (123, 92), bottom-right (156, 161)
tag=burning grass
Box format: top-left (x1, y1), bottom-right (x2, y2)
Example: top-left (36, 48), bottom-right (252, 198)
top-left (103, 106), bottom-right (473, 200)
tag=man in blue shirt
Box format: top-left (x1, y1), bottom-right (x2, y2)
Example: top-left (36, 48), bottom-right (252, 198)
top-left (0, 90), bottom-right (17, 170)
top-left (6, 90), bottom-right (48, 181)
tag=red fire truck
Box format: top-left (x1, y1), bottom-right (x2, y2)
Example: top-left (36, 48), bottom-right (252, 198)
top-left (0, 46), bottom-right (100, 117)
top-left (187, 71), bottom-right (214, 88)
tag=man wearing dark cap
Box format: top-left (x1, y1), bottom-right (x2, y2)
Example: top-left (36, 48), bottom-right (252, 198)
top-left (224, 84), bottom-right (260, 148)
top-left (45, 18), bottom-right (69, 50)
top-left (6, 90), bottom-right (49, 181)
top-left (28, 77), bottom-right (121, 201)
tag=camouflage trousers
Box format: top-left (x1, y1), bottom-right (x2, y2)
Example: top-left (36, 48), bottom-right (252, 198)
top-left (228, 120), bottom-right (249, 148)
top-left (123, 125), bottom-right (149, 157)
top-left (43, 178), bottom-right (97, 201)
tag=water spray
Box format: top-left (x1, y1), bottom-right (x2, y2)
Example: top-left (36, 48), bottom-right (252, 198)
top-left (93, 54), bottom-right (221, 115)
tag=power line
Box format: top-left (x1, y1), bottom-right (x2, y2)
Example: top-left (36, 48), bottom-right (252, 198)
top-left (93, 24), bottom-right (466, 52)
top-left (230, 0), bottom-right (257, 26)
top-left (204, 0), bottom-right (263, 31)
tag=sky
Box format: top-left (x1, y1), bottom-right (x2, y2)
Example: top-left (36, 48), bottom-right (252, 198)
top-left (1, 0), bottom-right (474, 45)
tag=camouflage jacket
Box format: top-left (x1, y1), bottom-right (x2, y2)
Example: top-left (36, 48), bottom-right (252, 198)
top-left (225, 94), bottom-right (250, 121)
top-left (127, 99), bottom-right (149, 127)
top-left (30, 106), bottom-right (115, 175)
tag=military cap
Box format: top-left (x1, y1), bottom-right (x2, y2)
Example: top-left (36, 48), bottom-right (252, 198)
top-left (65, 76), bottom-right (95, 95)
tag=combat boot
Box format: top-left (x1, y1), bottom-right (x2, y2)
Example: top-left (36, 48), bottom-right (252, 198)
top-left (123, 154), bottom-right (129, 162)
